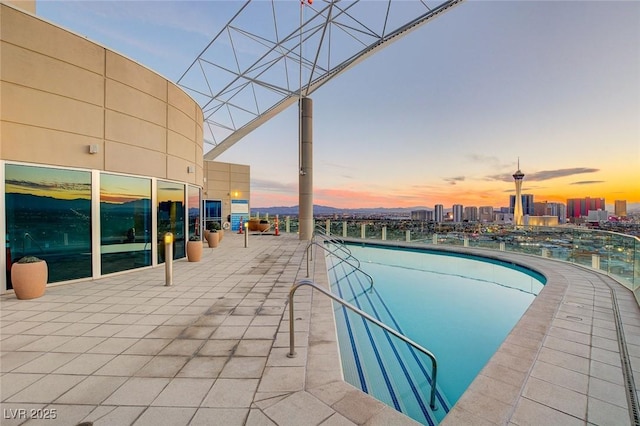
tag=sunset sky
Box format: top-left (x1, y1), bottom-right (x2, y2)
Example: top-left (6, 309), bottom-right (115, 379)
top-left (38, 1), bottom-right (640, 210)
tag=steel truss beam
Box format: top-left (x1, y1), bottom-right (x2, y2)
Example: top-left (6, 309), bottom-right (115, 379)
top-left (177, 0), bottom-right (464, 160)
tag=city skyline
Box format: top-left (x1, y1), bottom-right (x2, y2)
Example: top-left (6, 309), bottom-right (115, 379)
top-left (37, 1), bottom-right (640, 209)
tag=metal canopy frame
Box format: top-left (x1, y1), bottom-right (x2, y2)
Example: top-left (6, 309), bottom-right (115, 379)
top-left (177, 0), bottom-right (464, 160)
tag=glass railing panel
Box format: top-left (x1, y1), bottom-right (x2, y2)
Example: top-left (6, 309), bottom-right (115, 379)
top-left (569, 228), bottom-right (602, 269)
top-left (409, 229), bottom-right (432, 243)
top-left (345, 222), bottom-right (361, 239)
top-left (603, 232), bottom-right (636, 288)
top-left (634, 239), bottom-right (640, 302)
top-left (287, 217), bottom-right (299, 233)
top-left (328, 221), bottom-right (343, 237)
top-left (387, 228), bottom-right (410, 242)
top-left (468, 237), bottom-right (502, 251)
top-left (438, 234), bottom-right (464, 246)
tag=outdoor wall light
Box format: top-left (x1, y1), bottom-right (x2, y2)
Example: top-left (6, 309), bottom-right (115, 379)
top-left (88, 144), bottom-right (99, 154)
top-left (187, 166), bottom-right (195, 174)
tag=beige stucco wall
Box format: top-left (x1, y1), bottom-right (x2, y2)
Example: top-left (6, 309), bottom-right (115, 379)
top-left (0, 3), bottom-right (204, 185)
top-left (204, 161), bottom-right (250, 221)
top-left (0, 0), bottom-right (34, 14)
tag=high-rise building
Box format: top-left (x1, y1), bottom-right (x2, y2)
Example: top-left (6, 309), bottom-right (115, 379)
top-left (434, 204), bottom-right (444, 223)
top-left (464, 206), bottom-right (478, 222)
top-left (533, 202), bottom-right (547, 216)
top-left (567, 197), bottom-right (606, 222)
top-left (526, 200), bottom-right (564, 226)
top-left (524, 194), bottom-right (534, 215)
top-left (615, 200), bottom-right (627, 217)
top-left (452, 204), bottom-right (464, 222)
top-left (512, 162), bottom-right (525, 226)
top-left (411, 210), bottom-right (429, 221)
top-left (545, 202), bottom-right (567, 224)
top-left (479, 206), bottom-right (494, 222)
top-left (587, 210), bottom-right (609, 222)
top-left (510, 194), bottom-right (534, 215)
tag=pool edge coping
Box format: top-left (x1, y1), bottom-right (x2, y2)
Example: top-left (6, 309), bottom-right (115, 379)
top-left (308, 239), bottom-right (639, 425)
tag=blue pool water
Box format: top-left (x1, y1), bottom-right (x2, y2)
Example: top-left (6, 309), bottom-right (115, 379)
top-left (325, 243), bottom-right (546, 425)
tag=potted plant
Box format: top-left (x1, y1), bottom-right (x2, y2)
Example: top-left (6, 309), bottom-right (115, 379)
top-left (11, 256), bottom-right (47, 300)
top-left (257, 219), bottom-right (270, 232)
top-left (248, 218), bottom-right (260, 232)
top-left (206, 222), bottom-right (220, 248)
top-left (186, 236), bottom-right (203, 262)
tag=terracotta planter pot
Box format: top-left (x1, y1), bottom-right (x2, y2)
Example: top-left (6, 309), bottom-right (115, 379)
top-left (218, 229), bottom-right (224, 242)
top-left (11, 260), bottom-right (47, 300)
top-left (187, 240), bottom-right (203, 262)
top-left (206, 232), bottom-right (219, 248)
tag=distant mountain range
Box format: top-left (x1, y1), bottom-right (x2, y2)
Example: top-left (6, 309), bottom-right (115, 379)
top-left (252, 203), bottom-right (640, 216)
top-left (250, 204), bottom-right (430, 216)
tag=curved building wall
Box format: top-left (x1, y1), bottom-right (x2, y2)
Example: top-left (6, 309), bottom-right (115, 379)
top-left (0, 3), bottom-right (206, 292)
top-left (0, 3), bottom-right (204, 182)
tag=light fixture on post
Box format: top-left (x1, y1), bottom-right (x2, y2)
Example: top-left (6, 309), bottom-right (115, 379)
top-left (164, 232), bottom-right (173, 286)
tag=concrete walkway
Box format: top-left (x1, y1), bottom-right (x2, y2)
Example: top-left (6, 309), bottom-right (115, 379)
top-left (1, 232), bottom-right (639, 425)
top-left (0, 232), bottom-right (414, 426)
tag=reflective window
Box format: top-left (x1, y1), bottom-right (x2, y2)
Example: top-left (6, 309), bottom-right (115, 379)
top-left (157, 180), bottom-right (185, 262)
top-left (188, 186), bottom-right (202, 241)
top-left (100, 174), bottom-right (152, 274)
top-left (5, 164), bottom-right (92, 286)
top-left (203, 199), bottom-right (222, 231)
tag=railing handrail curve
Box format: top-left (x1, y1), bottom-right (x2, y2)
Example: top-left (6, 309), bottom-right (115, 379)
top-left (314, 233), bottom-right (357, 263)
top-left (306, 240), bottom-right (374, 290)
top-left (287, 278), bottom-right (439, 410)
top-left (314, 225), bottom-right (353, 255)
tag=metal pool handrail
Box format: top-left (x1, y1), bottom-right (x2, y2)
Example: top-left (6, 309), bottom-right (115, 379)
top-left (313, 226), bottom-right (354, 259)
top-left (306, 240), bottom-right (374, 290)
top-left (287, 279), bottom-right (439, 410)
top-left (314, 224), bottom-right (345, 243)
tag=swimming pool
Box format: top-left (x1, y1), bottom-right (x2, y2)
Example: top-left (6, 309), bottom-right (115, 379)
top-left (325, 243), bottom-right (546, 425)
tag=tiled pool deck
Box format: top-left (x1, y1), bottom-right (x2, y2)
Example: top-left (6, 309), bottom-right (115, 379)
top-left (1, 232), bottom-right (638, 425)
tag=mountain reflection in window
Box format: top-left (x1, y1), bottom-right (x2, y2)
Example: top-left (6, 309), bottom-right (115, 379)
top-left (100, 173), bottom-right (152, 274)
top-left (5, 164), bottom-right (92, 285)
top-left (157, 180), bottom-right (185, 263)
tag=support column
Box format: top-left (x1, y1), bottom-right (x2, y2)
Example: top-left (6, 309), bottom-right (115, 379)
top-left (299, 97), bottom-right (313, 240)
